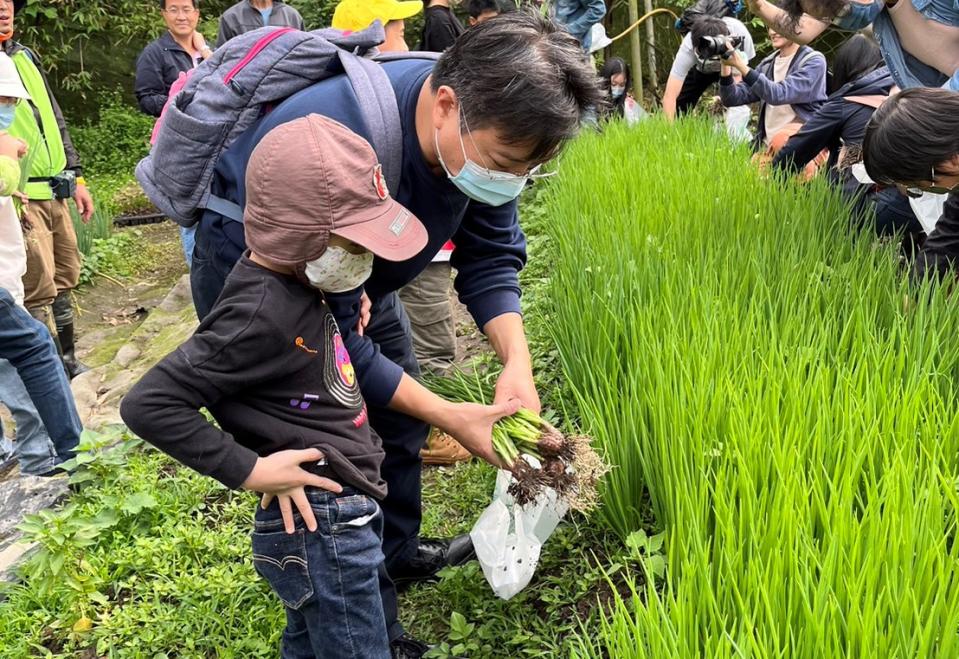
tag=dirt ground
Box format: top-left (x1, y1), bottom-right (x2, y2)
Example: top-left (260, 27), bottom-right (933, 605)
top-left (74, 221), bottom-right (188, 368)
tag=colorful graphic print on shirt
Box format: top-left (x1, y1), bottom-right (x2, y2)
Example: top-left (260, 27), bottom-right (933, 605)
top-left (323, 313), bottom-right (363, 409)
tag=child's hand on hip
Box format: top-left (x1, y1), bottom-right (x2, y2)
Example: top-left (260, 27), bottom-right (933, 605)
top-left (242, 448), bottom-right (343, 534)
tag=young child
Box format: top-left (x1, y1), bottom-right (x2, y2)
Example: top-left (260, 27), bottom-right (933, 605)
top-left (120, 115), bottom-right (431, 658)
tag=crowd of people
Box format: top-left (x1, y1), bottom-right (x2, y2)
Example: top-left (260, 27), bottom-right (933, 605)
top-left (0, 0), bottom-right (956, 657)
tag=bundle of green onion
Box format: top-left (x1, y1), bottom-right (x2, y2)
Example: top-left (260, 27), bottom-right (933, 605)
top-left (492, 408), bottom-right (607, 512)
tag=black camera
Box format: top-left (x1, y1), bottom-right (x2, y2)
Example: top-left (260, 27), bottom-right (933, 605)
top-left (695, 35), bottom-right (745, 60)
top-left (49, 171), bottom-right (76, 200)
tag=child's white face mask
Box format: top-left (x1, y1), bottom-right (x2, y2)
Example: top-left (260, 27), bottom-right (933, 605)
top-left (304, 246), bottom-right (374, 293)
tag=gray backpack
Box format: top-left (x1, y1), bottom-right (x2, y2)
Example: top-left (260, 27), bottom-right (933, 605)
top-left (136, 23), bottom-right (437, 227)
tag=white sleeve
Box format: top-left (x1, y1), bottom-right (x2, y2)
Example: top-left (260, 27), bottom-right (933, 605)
top-left (731, 20), bottom-right (757, 62)
top-left (669, 34), bottom-right (698, 81)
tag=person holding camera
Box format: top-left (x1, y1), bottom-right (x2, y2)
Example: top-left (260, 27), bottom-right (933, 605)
top-left (663, 15), bottom-right (756, 120)
top-left (1, 0), bottom-right (94, 380)
top-left (719, 28), bottom-right (827, 154)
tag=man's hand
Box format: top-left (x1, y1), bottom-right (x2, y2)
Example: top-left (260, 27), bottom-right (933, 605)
top-left (434, 398), bottom-right (522, 467)
top-left (13, 191), bottom-right (31, 231)
top-left (356, 290), bottom-right (372, 337)
top-left (74, 184), bottom-right (94, 223)
top-left (484, 312), bottom-right (541, 412)
top-left (494, 358), bottom-right (541, 414)
top-left (242, 448), bottom-right (343, 534)
top-left (723, 47), bottom-right (749, 76)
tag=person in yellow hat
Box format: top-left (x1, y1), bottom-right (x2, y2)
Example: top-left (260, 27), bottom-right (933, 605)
top-left (332, 0), bottom-right (423, 52)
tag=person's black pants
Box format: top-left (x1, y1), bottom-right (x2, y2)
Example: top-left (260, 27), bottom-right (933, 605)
top-left (676, 69), bottom-right (721, 116)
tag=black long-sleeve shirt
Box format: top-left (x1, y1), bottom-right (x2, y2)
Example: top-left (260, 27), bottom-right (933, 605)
top-left (120, 257), bottom-right (386, 498)
top-left (419, 5), bottom-right (465, 52)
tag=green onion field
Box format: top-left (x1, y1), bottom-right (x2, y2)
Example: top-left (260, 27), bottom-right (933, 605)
top-left (551, 120), bottom-right (959, 657)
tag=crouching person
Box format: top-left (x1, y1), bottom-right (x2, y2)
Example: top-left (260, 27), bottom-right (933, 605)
top-left (719, 28), bottom-right (827, 172)
top-left (120, 115), bottom-right (518, 657)
top-left (862, 88), bottom-right (959, 282)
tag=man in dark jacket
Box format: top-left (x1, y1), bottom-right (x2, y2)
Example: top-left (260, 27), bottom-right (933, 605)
top-left (135, 0), bottom-right (213, 117)
top-left (215, 0), bottom-right (304, 48)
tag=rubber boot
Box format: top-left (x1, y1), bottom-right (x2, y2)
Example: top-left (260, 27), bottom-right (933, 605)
top-left (56, 321), bottom-right (89, 380)
top-left (52, 293), bottom-right (89, 380)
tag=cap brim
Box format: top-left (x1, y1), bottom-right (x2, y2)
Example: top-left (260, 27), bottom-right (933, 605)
top-left (333, 198), bottom-right (428, 262)
top-left (388, 0), bottom-right (423, 21)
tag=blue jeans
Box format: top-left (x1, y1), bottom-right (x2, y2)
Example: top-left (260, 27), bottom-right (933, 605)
top-left (252, 488), bottom-right (390, 659)
top-left (179, 225), bottom-right (197, 271)
top-left (0, 289), bottom-right (81, 462)
top-left (0, 359), bottom-right (57, 474)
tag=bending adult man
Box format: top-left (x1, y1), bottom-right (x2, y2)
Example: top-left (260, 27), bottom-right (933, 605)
top-left (188, 12), bottom-right (602, 655)
top-left (745, 0), bottom-right (959, 92)
top-left (215, 0), bottom-right (304, 48)
top-left (135, 0), bottom-right (214, 118)
top-left (2, 0), bottom-right (95, 380)
top-left (663, 15), bottom-right (756, 120)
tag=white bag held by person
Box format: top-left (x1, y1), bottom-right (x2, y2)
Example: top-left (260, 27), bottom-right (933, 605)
top-left (470, 467), bottom-right (569, 600)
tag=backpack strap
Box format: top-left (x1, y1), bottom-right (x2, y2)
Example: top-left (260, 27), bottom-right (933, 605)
top-left (341, 51), bottom-right (440, 198)
top-left (208, 51), bottom-right (440, 225)
top-left (339, 51), bottom-right (404, 198)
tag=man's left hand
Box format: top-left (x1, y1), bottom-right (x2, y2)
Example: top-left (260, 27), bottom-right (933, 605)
top-left (494, 359), bottom-right (541, 414)
top-left (74, 184), bottom-right (94, 223)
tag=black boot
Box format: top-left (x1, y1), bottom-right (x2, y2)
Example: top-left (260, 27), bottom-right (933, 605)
top-left (56, 321), bottom-right (89, 379)
top-left (53, 293), bottom-right (89, 380)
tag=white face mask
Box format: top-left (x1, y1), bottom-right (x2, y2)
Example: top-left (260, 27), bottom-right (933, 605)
top-left (610, 85), bottom-right (625, 99)
top-left (304, 246), bottom-right (374, 293)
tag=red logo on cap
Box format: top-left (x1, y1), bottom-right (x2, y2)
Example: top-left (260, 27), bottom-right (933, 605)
top-left (373, 165), bottom-right (388, 201)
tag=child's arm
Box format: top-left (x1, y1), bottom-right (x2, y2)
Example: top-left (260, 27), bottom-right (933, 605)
top-left (121, 342), bottom-right (342, 533)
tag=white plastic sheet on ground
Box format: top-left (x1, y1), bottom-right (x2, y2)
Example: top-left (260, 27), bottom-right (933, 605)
top-left (470, 465), bottom-right (569, 600)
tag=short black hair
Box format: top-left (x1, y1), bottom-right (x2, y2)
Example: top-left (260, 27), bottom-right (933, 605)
top-left (863, 88), bottom-right (959, 184)
top-left (467, 0), bottom-right (502, 18)
top-left (689, 16), bottom-right (730, 45)
top-left (431, 9), bottom-right (605, 163)
top-left (159, 0), bottom-right (197, 9)
top-left (830, 34), bottom-right (883, 93)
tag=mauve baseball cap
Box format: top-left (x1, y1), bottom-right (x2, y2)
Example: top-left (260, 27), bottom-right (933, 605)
top-left (244, 114), bottom-right (427, 265)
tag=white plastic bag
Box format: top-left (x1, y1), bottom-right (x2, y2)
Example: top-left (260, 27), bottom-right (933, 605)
top-left (470, 466), bottom-right (568, 600)
top-left (724, 106), bottom-right (752, 144)
top-left (908, 191), bottom-right (947, 235)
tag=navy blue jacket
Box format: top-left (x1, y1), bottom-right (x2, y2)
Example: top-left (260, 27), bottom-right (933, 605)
top-left (199, 59), bottom-right (526, 407)
top-left (773, 67), bottom-right (894, 176)
top-left (135, 32), bottom-right (196, 117)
